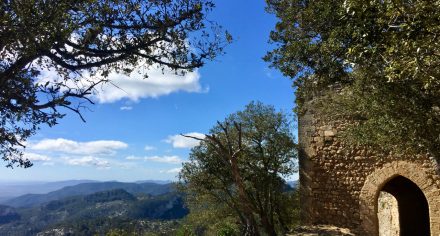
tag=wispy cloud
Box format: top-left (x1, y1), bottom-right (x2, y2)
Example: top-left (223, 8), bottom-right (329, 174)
top-left (65, 156), bottom-right (110, 169)
top-left (165, 132), bottom-right (205, 149)
top-left (144, 145), bottom-right (156, 151)
top-left (42, 162), bottom-right (55, 166)
top-left (120, 106), bottom-right (133, 111)
top-left (162, 167), bottom-right (182, 174)
top-left (29, 138), bottom-right (128, 155)
top-left (23, 152), bottom-right (51, 162)
top-left (264, 67), bottom-right (276, 79)
top-left (126, 156), bottom-right (143, 161)
top-left (126, 155), bottom-right (183, 164)
top-left (144, 155), bottom-right (183, 164)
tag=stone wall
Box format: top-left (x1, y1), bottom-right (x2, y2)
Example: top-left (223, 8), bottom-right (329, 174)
top-left (298, 99), bottom-right (440, 235)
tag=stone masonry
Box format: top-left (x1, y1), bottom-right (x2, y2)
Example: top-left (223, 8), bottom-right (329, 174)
top-left (298, 99), bottom-right (440, 235)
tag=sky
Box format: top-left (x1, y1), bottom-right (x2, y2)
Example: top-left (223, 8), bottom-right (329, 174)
top-left (2, 0), bottom-right (296, 182)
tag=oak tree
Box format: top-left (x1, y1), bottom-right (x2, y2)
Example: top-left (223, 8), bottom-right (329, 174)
top-left (0, 0), bottom-right (229, 167)
top-left (265, 0), bottom-right (440, 159)
top-left (179, 102), bottom-right (297, 236)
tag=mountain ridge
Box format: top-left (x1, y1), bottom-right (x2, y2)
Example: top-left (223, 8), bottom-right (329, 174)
top-left (3, 181), bottom-right (174, 208)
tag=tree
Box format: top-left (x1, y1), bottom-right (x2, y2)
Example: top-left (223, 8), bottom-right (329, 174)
top-left (178, 193), bottom-right (240, 235)
top-left (265, 0), bottom-right (440, 159)
top-left (179, 102), bottom-right (297, 236)
top-left (0, 0), bottom-right (230, 167)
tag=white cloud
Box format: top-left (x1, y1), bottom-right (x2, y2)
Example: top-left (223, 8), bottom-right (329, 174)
top-left (126, 156), bottom-right (143, 161)
top-left (42, 162), bottom-right (55, 166)
top-left (23, 152), bottom-right (51, 162)
top-left (64, 156), bottom-right (135, 169)
top-left (144, 145), bottom-right (156, 151)
top-left (65, 156), bottom-right (110, 169)
top-left (37, 65), bottom-right (205, 104)
top-left (95, 68), bottom-right (204, 103)
top-left (126, 155), bottom-right (183, 164)
top-left (30, 138), bottom-right (128, 155)
top-left (165, 132), bottom-right (205, 148)
top-left (120, 106), bottom-right (133, 111)
top-left (145, 155), bottom-right (183, 164)
top-left (162, 167), bottom-right (182, 174)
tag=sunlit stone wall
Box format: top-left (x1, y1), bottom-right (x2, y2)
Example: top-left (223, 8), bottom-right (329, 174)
top-left (377, 192), bottom-right (399, 236)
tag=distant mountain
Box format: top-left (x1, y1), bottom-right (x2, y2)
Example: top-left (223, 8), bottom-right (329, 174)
top-left (0, 189), bottom-right (187, 236)
top-left (135, 180), bottom-right (173, 185)
top-left (4, 181), bottom-right (174, 208)
top-left (0, 180), bottom-right (97, 201)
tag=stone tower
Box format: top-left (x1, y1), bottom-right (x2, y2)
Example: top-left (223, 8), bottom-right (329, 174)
top-left (298, 98), bottom-right (440, 235)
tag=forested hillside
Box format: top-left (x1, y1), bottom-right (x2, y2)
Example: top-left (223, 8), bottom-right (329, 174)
top-left (0, 183), bottom-right (186, 235)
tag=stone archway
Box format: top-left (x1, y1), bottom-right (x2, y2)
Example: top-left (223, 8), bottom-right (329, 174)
top-left (380, 176), bottom-right (430, 235)
top-left (359, 161), bottom-right (440, 235)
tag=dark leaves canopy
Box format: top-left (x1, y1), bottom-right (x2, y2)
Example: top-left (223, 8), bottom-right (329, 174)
top-left (265, 0), bottom-right (440, 159)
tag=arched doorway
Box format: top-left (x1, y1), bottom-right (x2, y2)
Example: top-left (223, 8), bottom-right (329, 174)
top-left (359, 161), bottom-right (440, 236)
top-left (378, 176), bottom-right (430, 236)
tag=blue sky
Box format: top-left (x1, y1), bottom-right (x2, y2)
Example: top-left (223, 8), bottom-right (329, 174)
top-left (3, 0), bottom-right (296, 182)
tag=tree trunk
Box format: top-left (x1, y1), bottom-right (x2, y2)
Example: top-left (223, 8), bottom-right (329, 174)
top-left (243, 216), bottom-right (260, 236)
top-left (260, 214), bottom-right (277, 236)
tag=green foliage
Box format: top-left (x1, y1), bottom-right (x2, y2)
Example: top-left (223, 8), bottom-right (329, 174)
top-left (284, 187), bottom-right (300, 229)
top-left (0, 0), bottom-right (229, 168)
top-left (176, 221), bottom-right (240, 236)
top-left (106, 229), bottom-right (134, 236)
top-left (216, 222), bottom-right (239, 236)
top-left (180, 101), bottom-right (298, 235)
top-left (266, 0), bottom-right (440, 159)
top-left (128, 192), bottom-right (189, 220)
top-left (176, 225), bottom-right (196, 236)
top-left (180, 194), bottom-right (238, 235)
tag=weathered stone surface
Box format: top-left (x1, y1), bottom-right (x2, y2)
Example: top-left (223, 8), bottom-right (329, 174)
top-left (377, 192), bottom-right (399, 236)
top-left (298, 99), bottom-right (440, 235)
